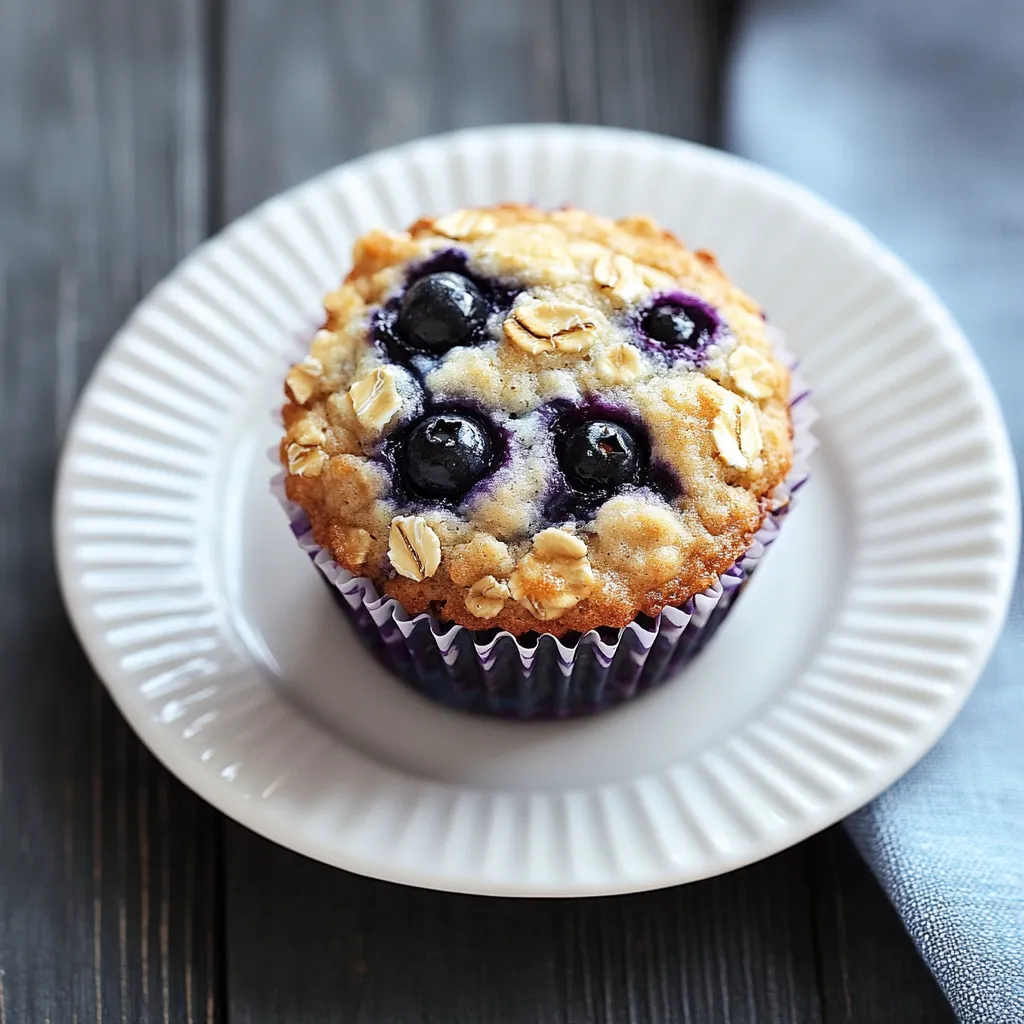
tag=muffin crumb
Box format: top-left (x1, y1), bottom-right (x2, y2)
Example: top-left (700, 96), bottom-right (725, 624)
top-left (280, 204), bottom-right (793, 636)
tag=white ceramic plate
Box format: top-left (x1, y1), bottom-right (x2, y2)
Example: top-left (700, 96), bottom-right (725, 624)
top-left (55, 126), bottom-right (1019, 896)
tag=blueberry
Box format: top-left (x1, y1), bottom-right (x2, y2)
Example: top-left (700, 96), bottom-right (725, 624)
top-left (403, 413), bottom-right (494, 499)
top-left (642, 304), bottom-right (696, 346)
top-left (397, 272), bottom-right (488, 353)
top-left (558, 420), bottom-right (641, 493)
top-left (641, 300), bottom-right (717, 349)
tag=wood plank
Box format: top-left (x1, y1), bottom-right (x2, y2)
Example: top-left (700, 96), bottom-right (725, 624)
top-left (219, 0), bottom-right (564, 221)
top-left (224, 823), bottom-right (822, 1024)
top-left (557, 0), bottom-right (719, 142)
top-left (219, 0), bottom-right (722, 221)
top-left (0, 1), bottom-right (223, 1021)
top-left (809, 829), bottom-right (956, 1024)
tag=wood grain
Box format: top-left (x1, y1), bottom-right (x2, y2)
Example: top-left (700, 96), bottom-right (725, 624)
top-left (0, 1), bottom-right (222, 1021)
top-left (224, 822), bottom-right (823, 1024)
top-left (220, 0), bottom-right (560, 220)
top-left (218, 0), bottom-right (723, 222)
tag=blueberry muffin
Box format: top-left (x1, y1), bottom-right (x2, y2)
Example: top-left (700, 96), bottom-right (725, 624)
top-left (280, 205), bottom-right (795, 651)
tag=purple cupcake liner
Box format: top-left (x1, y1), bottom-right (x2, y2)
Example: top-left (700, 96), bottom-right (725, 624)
top-left (273, 349), bottom-right (815, 719)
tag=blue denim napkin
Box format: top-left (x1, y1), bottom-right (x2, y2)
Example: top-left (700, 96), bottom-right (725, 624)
top-left (728, 1), bottom-right (1024, 1019)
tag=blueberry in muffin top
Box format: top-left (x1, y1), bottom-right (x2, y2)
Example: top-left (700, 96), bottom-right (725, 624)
top-left (397, 272), bottom-right (489, 354)
top-left (556, 420), bottom-right (643, 493)
top-left (400, 411), bottom-right (496, 500)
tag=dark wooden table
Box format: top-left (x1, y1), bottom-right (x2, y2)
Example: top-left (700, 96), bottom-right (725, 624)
top-left (0, 1), bottom-right (959, 1020)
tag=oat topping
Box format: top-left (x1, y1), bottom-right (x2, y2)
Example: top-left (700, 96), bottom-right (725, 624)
top-left (388, 516), bottom-right (442, 581)
top-left (594, 341), bottom-right (644, 385)
top-left (433, 209), bottom-right (497, 240)
top-left (729, 345), bottom-right (777, 400)
top-left (289, 410), bottom-right (327, 447)
top-left (639, 264), bottom-right (677, 291)
top-left (286, 356), bottom-right (324, 405)
top-left (508, 528), bottom-right (595, 621)
top-left (348, 365), bottom-right (403, 432)
top-left (503, 300), bottom-right (597, 356)
top-left (464, 575), bottom-right (511, 618)
top-left (592, 252), bottom-right (647, 308)
top-left (712, 393), bottom-right (764, 471)
top-left (286, 442), bottom-right (327, 477)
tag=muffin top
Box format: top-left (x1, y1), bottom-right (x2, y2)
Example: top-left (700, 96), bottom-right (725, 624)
top-left (280, 205), bottom-right (792, 637)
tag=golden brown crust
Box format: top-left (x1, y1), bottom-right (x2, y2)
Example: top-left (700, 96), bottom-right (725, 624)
top-left (280, 205), bottom-right (793, 637)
